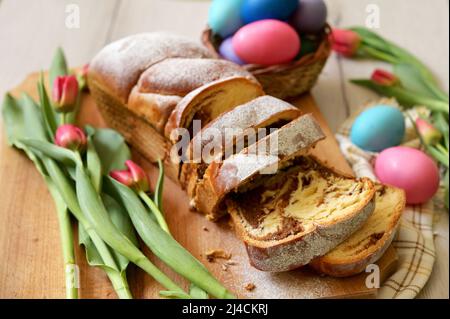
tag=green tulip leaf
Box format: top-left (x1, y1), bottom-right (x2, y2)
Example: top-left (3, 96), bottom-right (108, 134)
top-left (49, 47), bottom-right (69, 90)
top-left (87, 126), bottom-right (131, 174)
top-left (350, 26), bottom-right (392, 55)
top-left (2, 93), bottom-right (50, 174)
top-left (37, 73), bottom-right (58, 139)
top-left (79, 193), bottom-right (138, 275)
top-left (432, 112), bottom-right (449, 150)
top-left (76, 164), bottom-right (185, 295)
top-left (86, 135), bottom-right (103, 192)
top-left (2, 93), bottom-right (48, 145)
top-left (19, 138), bottom-right (78, 166)
top-left (349, 26), bottom-right (448, 102)
top-left (351, 79), bottom-right (449, 113)
top-left (394, 63), bottom-right (438, 99)
top-left (102, 194), bottom-right (139, 270)
top-left (105, 176), bottom-right (235, 299)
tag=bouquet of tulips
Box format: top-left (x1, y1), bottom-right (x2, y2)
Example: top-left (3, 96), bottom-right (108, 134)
top-left (331, 27), bottom-right (449, 208)
top-left (2, 49), bottom-right (234, 299)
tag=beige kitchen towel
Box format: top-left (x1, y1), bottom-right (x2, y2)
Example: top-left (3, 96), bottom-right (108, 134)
top-left (337, 98), bottom-right (439, 299)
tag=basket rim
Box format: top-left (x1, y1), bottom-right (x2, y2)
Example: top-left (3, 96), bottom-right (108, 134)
top-left (201, 24), bottom-right (332, 75)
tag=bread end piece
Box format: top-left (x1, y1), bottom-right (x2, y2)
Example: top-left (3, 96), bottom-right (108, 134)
top-left (245, 192), bottom-right (375, 272)
top-left (309, 184), bottom-right (405, 277)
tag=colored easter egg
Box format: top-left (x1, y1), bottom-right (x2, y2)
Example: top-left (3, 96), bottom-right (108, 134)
top-left (219, 37), bottom-right (245, 65)
top-left (290, 0), bottom-right (327, 33)
top-left (233, 20), bottom-right (301, 66)
top-left (208, 0), bottom-right (244, 38)
top-left (375, 147), bottom-right (440, 204)
top-left (297, 35), bottom-right (319, 58)
top-left (350, 105), bottom-right (405, 152)
top-left (241, 0), bottom-right (299, 24)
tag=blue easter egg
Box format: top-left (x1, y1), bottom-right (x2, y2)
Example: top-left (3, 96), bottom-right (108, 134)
top-left (350, 105), bottom-right (405, 152)
top-left (208, 0), bottom-right (244, 38)
top-left (241, 0), bottom-right (299, 24)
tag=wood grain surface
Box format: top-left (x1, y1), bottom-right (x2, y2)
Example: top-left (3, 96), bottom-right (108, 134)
top-left (0, 72), bottom-right (397, 299)
top-left (0, 0), bottom-right (447, 299)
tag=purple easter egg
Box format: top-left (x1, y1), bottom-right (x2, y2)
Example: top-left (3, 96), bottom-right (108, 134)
top-left (219, 37), bottom-right (246, 65)
top-left (290, 0), bottom-right (327, 34)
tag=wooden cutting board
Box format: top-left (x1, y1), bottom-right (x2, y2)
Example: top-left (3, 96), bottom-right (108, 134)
top-left (0, 72), bottom-right (398, 299)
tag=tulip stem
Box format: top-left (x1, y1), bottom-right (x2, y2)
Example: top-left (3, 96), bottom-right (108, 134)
top-left (138, 191), bottom-right (171, 234)
top-left (106, 270), bottom-right (133, 299)
top-left (436, 144), bottom-right (449, 156)
top-left (58, 209), bottom-right (78, 299)
top-left (47, 181), bottom-right (79, 299)
top-left (360, 46), bottom-right (399, 64)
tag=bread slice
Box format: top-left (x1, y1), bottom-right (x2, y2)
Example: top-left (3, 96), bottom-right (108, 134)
top-left (180, 96), bottom-right (302, 205)
top-left (227, 156), bottom-right (376, 272)
top-left (164, 77), bottom-right (264, 142)
top-left (310, 184), bottom-right (405, 277)
top-left (195, 114), bottom-right (326, 221)
top-left (127, 58), bottom-right (258, 133)
top-left (89, 32), bottom-right (213, 104)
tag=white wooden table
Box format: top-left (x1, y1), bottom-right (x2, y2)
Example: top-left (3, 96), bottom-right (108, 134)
top-left (0, 0), bottom-right (448, 298)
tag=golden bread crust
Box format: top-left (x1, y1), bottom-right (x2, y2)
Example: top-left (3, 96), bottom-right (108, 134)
top-left (164, 77), bottom-right (264, 141)
top-left (309, 184), bottom-right (405, 277)
top-left (89, 32), bottom-right (213, 104)
top-left (195, 114), bottom-right (326, 220)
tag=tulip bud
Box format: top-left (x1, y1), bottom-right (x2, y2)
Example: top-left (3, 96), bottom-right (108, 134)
top-left (109, 170), bottom-right (134, 188)
top-left (54, 124), bottom-right (87, 152)
top-left (416, 118), bottom-right (442, 145)
top-left (110, 160), bottom-right (150, 192)
top-left (77, 64), bottom-right (89, 91)
top-left (330, 28), bottom-right (361, 57)
top-left (371, 69), bottom-right (400, 86)
top-left (52, 75), bottom-right (79, 113)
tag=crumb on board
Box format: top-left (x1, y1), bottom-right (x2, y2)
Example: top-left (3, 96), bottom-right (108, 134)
top-left (225, 260), bottom-right (237, 266)
top-left (205, 249), bottom-right (232, 263)
top-left (202, 226), bottom-right (209, 232)
top-left (244, 283), bottom-right (256, 292)
top-left (221, 264), bottom-right (228, 272)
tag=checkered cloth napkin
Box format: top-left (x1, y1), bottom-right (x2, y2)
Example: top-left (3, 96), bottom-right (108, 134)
top-left (336, 98), bottom-right (444, 299)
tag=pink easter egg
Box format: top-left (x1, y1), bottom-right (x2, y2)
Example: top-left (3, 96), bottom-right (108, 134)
top-left (233, 19), bottom-right (301, 66)
top-left (375, 146), bottom-right (440, 204)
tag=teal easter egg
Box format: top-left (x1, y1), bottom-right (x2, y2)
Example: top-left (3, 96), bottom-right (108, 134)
top-left (208, 0), bottom-right (244, 38)
top-left (350, 105), bottom-right (405, 152)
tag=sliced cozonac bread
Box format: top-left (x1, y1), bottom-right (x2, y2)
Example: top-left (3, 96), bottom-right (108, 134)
top-left (195, 113), bottom-right (326, 221)
top-left (164, 76), bottom-right (264, 142)
top-left (227, 156), bottom-right (376, 272)
top-left (310, 184), bottom-right (405, 277)
top-left (128, 58), bottom-right (258, 133)
top-left (180, 96), bottom-right (302, 205)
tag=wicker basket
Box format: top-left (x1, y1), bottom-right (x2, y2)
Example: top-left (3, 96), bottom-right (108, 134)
top-left (201, 25), bottom-right (331, 100)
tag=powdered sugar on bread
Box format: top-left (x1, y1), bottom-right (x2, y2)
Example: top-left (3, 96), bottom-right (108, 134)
top-left (89, 32), bottom-right (213, 103)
